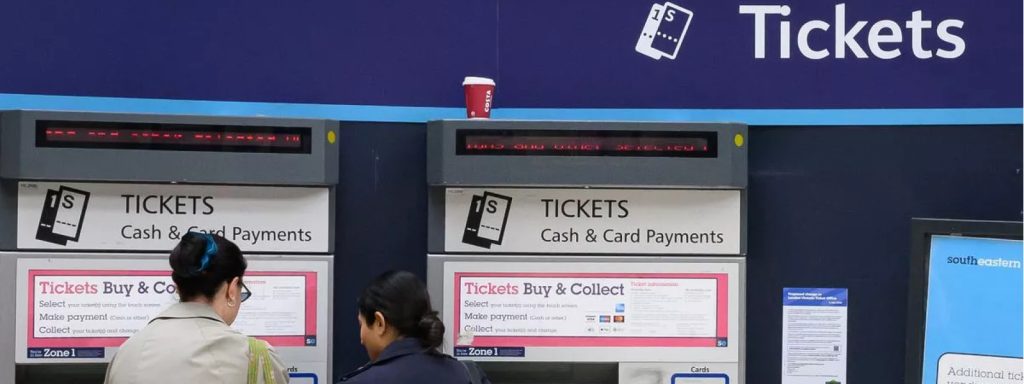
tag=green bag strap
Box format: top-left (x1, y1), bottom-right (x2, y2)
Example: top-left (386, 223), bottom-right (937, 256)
top-left (247, 337), bottom-right (276, 384)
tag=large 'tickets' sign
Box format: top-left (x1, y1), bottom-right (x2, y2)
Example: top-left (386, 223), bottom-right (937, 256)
top-left (18, 182), bottom-right (330, 253)
top-left (0, 1), bottom-right (1017, 115)
top-left (444, 188), bottom-right (741, 254)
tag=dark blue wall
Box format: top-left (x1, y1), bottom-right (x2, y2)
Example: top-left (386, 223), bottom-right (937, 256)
top-left (333, 122), bottom-right (1023, 383)
top-left (334, 122), bottom-right (429, 372)
top-left (746, 125), bottom-right (1022, 383)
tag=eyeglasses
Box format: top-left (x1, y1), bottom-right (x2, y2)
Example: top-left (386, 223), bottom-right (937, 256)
top-left (240, 282), bottom-right (252, 303)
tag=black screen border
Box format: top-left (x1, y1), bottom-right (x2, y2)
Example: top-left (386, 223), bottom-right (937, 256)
top-left (455, 129), bottom-right (719, 158)
top-left (36, 120), bottom-right (312, 154)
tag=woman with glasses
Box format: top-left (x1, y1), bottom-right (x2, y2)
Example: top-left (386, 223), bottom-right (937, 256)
top-left (105, 232), bottom-right (288, 384)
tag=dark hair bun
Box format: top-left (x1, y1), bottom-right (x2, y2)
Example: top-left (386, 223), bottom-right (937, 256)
top-left (169, 232), bottom-right (208, 278)
top-left (417, 310), bottom-right (445, 350)
top-left (168, 232), bottom-right (247, 302)
top-left (357, 270), bottom-right (446, 351)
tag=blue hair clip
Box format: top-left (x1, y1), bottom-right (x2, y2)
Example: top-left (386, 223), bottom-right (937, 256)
top-left (196, 233), bottom-right (218, 273)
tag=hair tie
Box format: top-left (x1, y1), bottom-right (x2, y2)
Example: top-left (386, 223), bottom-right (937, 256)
top-left (195, 233), bottom-right (218, 274)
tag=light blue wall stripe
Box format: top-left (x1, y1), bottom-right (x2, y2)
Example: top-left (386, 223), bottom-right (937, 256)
top-left (492, 108), bottom-right (1023, 126)
top-left (0, 93), bottom-right (1019, 125)
top-left (0, 93), bottom-right (464, 123)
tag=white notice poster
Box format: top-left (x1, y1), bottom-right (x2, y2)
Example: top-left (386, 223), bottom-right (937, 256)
top-left (18, 181), bottom-right (330, 252)
top-left (445, 188), bottom-right (741, 254)
top-left (781, 288), bottom-right (848, 384)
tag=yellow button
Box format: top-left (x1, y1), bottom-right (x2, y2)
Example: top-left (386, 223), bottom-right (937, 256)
top-left (327, 130), bottom-right (337, 144)
top-left (734, 133), bottom-right (744, 147)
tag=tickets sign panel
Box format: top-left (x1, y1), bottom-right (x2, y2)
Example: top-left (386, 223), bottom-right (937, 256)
top-left (17, 182), bottom-right (330, 253)
top-left (444, 188), bottom-right (742, 254)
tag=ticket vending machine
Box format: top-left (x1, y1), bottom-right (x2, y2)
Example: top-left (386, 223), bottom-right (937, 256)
top-left (426, 120), bottom-right (748, 384)
top-left (0, 111), bottom-right (337, 384)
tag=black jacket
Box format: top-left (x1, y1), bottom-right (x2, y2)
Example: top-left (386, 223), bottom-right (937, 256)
top-left (338, 339), bottom-right (485, 384)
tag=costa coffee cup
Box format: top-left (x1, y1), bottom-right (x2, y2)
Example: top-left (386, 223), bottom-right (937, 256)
top-left (463, 76), bottom-right (495, 119)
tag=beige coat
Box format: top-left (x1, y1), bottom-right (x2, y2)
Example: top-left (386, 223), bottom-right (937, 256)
top-left (105, 302), bottom-right (289, 384)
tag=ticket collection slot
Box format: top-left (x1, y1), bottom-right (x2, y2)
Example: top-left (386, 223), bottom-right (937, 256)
top-left (0, 110), bottom-right (338, 384)
top-left (426, 120), bottom-right (748, 384)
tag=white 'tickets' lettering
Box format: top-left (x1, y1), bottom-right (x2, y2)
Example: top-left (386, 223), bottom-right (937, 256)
top-left (798, 19), bottom-right (830, 60)
top-left (739, 5), bottom-right (790, 59)
top-left (868, 20), bottom-right (902, 59)
top-left (906, 10), bottom-right (933, 58)
top-left (936, 19), bottom-right (966, 58)
top-left (740, 3), bottom-right (966, 60)
top-left (834, 4), bottom-right (867, 59)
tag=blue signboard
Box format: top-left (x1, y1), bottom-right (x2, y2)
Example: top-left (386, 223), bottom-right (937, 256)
top-left (497, 1), bottom-right (1021, 109)
top-left (921, 236), bottom-right (1023, 384)
top-left (0, 1), bottom-right (1019, 124)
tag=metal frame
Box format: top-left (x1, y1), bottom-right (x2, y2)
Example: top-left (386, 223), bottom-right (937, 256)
top-left (0, 110), bottom-right (340, 384)
top-left (425, 120), bottom-right (749, 383)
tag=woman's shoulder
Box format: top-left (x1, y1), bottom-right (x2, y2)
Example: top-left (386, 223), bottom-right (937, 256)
top-left (149, 316), bottom-right (250, 358)
top-left (107, 318), bottom-right (253, 382)
top-left (184, 318), bottom-right (253, 357)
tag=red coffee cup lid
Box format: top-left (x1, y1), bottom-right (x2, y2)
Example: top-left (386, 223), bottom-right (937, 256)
top-left (462, 76), bottom-right (495, 86)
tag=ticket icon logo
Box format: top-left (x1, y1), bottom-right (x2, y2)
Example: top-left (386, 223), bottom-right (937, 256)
top-left (35, 186), bottom-right (90, 246)
top-left (462, 191), bottom-right (512, 249)
top-left (635, 2), bottom-right (694, 60)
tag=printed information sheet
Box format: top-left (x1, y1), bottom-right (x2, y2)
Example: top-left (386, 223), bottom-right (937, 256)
top-left (452, 271), bottom-right (729, 348)
top-left (457, 275), bottom-right (720, 342)
top-left (441, 259), bottom-right (741, 363)
top-left (16, 257), bottom-right (326, 363)
top-left (232, 274), bottom-right (309, 337)
top-left (28, 271), bottom-right (315, 347)
top-left (781, 288), bottom-right (848, 384)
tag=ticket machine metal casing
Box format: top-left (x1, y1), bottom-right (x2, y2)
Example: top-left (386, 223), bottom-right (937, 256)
top-left (0, 110), bottom-right (338, 384)
top-left (426, 120), bottom-right (748, 384)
